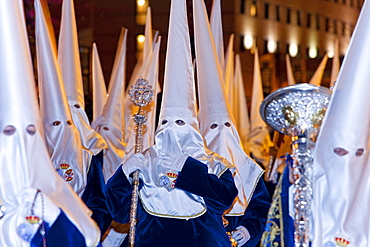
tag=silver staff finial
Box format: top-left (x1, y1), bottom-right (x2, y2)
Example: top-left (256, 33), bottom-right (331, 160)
top-left (129, 78), bottom-right (154, 108)
top-left (260, 83), bottom-right (331, 247)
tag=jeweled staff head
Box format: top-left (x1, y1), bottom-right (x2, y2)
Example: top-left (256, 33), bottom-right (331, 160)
top-left (129, 78), bottom-right (154, 107)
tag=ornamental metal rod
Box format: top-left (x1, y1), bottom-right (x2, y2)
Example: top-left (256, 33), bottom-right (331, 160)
top-left (291, 135), bottom-right (314, 247)
top-left (259, 83), bottom-right (331, 247)
top-left (128, 78), bottom-right (154, 247)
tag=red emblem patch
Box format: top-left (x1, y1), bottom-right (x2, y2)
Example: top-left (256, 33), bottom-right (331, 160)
top-left (57, 163), bottom-right (74, 182)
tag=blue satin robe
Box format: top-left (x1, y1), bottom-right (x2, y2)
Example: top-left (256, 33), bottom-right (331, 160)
top-left (106, 156), bottom-right (238, 247)
top-left (260, 157), bottom-right (294, 247)
top-left (82, 151), bottom-right (112, 237)
top-left (224, 178), bottom-right (272, 247)
top-left (31, 151), bottom-right (108, 247)
top-left (31, 211), bottom-right (88, 247)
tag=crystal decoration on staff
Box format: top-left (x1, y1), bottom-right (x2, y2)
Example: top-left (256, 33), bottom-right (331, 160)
top-left (127, 77), bottom-right (154, 246)
top-left (260, 83), bottom-right (331, 247)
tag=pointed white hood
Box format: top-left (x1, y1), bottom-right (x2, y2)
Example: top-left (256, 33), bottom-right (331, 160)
top-left (94, 28), bottom-right (127, 182)
top-left (249, 49), bottom-right (273, 168)
top-left (36, 0), bottom-right (88, 196)
top-left (58, 0), bottom-right (107, 155)
top-left (135, 0), bottom-right (232, 219)
top-left (156, 0), bottom-right (202, 155)
top-left (210, 0), bottom-right (225, 72)
top-left (143, 37), bottom-right (161, 150)
top-left (330, 39), bottom-right (340, 88)
top-left (234, 54), bottom-right (251, 155)
top-left (143, 7), bottom-right (153, 64)
top-left (194, 0), bottom-right (263, 216)
top-left (312, 1), bottom-right (370, 245)
top-left (91, 43), bottom-right (108, 122)
top-left (309, 53), bottom-right (328, 86)
top-left (0, 0), bottom-right (100, 246)
top-left (286, 53), bottom-right (296, 85)
top-left (224, 34), bottom-right (235, 104)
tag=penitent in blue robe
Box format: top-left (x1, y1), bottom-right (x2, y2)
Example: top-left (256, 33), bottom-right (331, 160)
top-left (260, 156), bottom-right (294, 247)
top-left (31, 151), bottom-right (109, 247)
top-left (106, 156), bottom-right (238, 247)
top-left (31, 211), bottom-right (88, 247)
top-left (82, 150), bottom-right (112, 237)
top-left (224, 178), bottom-right (272, 247)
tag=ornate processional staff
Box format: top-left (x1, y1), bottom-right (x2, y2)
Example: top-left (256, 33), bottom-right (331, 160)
top-left (260, 83), bottom-right (331, 247)
top-left (127, 78), bottom-right (154, 247)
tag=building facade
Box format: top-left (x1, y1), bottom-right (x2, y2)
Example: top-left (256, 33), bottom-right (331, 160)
top-left (233, 0), bottom-right (363, 96)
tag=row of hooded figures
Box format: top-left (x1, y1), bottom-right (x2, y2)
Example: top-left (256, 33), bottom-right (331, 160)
top-left (0, 0), bottom-right (337, 246)
top-left (0, 1), bottom-right (271, 246)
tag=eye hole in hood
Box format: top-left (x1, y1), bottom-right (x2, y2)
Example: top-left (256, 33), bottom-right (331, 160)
top-left (52, 121), bottom-right (61, 126)
top-left (175, 119), bottom-right (185, 126)
top-left (26, 125), bottom-right (36, 135)
top-left (333, 147), bottom-right (349, 156)
top-left (3, 125), bottom-right (16, 135)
